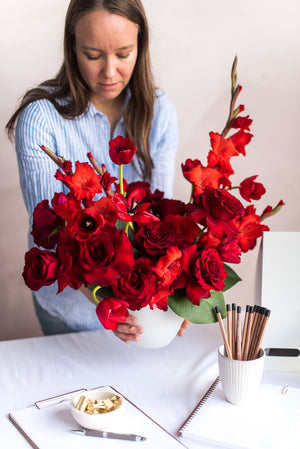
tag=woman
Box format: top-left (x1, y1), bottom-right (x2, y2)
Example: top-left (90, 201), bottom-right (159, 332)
top-left (6, 0), bottom-right (188, 341)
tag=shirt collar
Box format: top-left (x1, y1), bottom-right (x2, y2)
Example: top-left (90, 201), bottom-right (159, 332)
top-left (85, 88), bottom-right (131, 120)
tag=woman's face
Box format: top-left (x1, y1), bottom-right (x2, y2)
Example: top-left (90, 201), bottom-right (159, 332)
top-left (75, 9), bottom-right (138, 108)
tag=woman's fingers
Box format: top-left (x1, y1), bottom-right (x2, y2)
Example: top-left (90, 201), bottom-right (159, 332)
top-left (177, 319), bottom-right (190, 337)
top-left (113, 315), bottom-right (143, 343)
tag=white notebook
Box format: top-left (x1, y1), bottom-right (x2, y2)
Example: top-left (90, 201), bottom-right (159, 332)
top-left (178, 377), bottom-right (300, 449)
top-left (9, 386), bottom-right (187, 449)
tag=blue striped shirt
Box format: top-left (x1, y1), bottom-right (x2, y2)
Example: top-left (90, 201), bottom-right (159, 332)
top-left (15, 89), bottom-right (178, 330)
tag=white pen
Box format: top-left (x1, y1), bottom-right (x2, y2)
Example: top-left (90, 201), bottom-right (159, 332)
top-left (70, 428), bottom-right (147, 441)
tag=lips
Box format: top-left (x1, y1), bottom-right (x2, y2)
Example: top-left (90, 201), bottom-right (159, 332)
top-left (99, 82), bottom-right (119, 91)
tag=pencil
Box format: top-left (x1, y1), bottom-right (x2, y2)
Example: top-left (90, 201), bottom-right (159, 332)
top-left (251, 309), bottom-right (271, 360)
top-left (236, 306), bottom-right (242, 360)
top-left (241, 305), bottom-right (250, 356)
top-left (242, 306), bottom-right (253, 360)
top-left (231, 303), bottom-right (236, 359)
top-left (226, 304), bottom-right (232, 356)
top-left (248, 307), bottom-right (266, 360)
top-left (215, 306), bottom-right (232, 359)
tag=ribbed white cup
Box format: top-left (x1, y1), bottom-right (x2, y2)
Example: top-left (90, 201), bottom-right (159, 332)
top-left (218, 345), bottom-right (265, 405)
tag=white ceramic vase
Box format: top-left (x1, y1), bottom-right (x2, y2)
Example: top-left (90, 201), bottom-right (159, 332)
top-left (130, 306), bottom-right (184, 349)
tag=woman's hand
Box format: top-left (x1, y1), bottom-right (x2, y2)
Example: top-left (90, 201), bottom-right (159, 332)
top-left (177, 319), bottom-right (190, 337)
top-left (113, 315), bottom-right (143, 343)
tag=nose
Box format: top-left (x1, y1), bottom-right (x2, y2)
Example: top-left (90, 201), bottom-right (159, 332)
top-left (102, 56), bottom-right (116, 79)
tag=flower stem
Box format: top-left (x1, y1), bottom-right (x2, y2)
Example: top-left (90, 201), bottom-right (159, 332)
top-left (92, 285), bottom-right (101, 304)
top-left (125, 221), bottom-right (130, 235)
top-left (120, 164), bottom-right (124, 195)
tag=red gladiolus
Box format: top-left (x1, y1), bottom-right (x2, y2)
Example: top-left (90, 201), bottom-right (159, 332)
top-left (239, 175), bottom-right (266, 202)
top-left (55, 161), bottom-right (102, 201)
top-left (231, 129), bottom-right (253, 156)
top-left (236, 212), bottom-right (269, 252)
top-left (152, 246), bottom-right (183, 288)
top-left (231, 115), bottom-right (252, 131)
top-left (96, 298), bottom-right (129, 330)
top-left (181, 159), bottom-right (222, 199)
top-left (100, 170), bottom-right (118, 192)
top-left (22, 247), bottom-right (60, 291)
top-left (51, 192), bottom-right (82, 224)
top-left (93, 197), bottom-right (119, 227)
top-left (260, 200), bottom-right (285, 222)
top-left (109, 135), bottom-right (137, 165)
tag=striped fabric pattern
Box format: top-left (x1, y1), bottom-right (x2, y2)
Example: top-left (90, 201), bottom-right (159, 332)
top-left (15, 90), bottom-right (178, 330)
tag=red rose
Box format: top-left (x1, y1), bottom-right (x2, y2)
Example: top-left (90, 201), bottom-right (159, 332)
top-left (164, 215), bottom-right (200, 245)
top-left (56, 233), bottom-right (82, 293)
top-left (79, 225), bottom-right (134, 286)
top-left (218, 238), bottom-right (241, 264)
top-left (152, 198), bottom-right (186, 218)
top-left (22, 247), bottom-right (60, 291)
top-left (96, 298), bottom-right (129, 330)
top-left (178, 245), bottom-right (226, 305)
top-left (31, 200), bottom-right (63, 249)
top-left (135, 221), bottom-right (184, 257)
top-left (112, 257), bottom-right (157, 310)
top-left (109, 135), bottom-right (137, 165)
top-left (239, 175), bottom-right (266, 202)
top-left (193, 248), bottom-right (226, 291)
top-left (187, 186), bottom-right (245, 239)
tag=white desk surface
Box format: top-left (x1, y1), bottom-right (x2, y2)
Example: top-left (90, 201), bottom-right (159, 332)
top-left (0, 323), bottom-right (299, 448)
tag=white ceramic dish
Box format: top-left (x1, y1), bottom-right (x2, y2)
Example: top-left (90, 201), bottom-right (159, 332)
top-left (70, 388), bottom-right (125, 430)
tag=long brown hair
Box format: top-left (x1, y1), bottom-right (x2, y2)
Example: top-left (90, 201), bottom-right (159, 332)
top-left (6, 0), bottom-right (155, 180)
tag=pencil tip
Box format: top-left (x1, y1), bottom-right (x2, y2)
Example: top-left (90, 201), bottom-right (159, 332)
top-left (215, 306), bottom-right (220, 314)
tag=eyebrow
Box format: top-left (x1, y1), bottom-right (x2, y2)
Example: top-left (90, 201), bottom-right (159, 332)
top-left (82, 44), bottom-right (135, 52)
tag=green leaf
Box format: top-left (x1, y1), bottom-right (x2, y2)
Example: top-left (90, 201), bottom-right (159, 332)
top-left (168, 290), bottom-right (226, 324)
top-left (223, 264), bottom-right (242, 291)
top-left (116, 219), bottom-right (135, 243)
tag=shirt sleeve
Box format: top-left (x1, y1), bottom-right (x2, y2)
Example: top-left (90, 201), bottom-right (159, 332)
top-left (15, 100), bottom-right (63, 224)
top-left (149, 92), bottom-right (179, 199)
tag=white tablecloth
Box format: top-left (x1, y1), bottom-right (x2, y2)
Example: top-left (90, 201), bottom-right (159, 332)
top-left (0, 323), bottom-right (299, 448)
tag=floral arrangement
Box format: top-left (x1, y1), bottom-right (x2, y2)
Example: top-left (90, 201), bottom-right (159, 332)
top-left (22, 57), bottom-right (283, 330)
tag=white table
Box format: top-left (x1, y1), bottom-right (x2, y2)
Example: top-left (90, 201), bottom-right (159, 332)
top-left (0, 323), bottom-right (299, 448)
